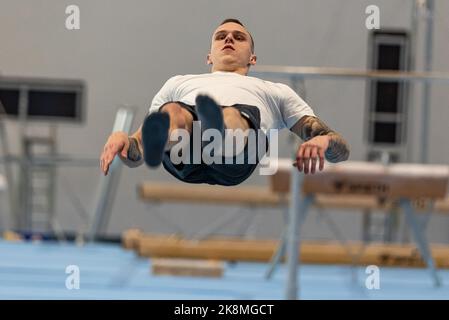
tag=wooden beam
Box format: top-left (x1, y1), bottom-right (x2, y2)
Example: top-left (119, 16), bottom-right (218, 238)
top-left (133, 233), bottom-right (449, 268)
top-left (137, 182), bottom-right (449, 214)
top-left (152, 258), bottom-right (224, 277)
top-left (121, 228), bottom-right (143, 250)
top-left (436, 198), bottom-right (449, 212)
top-left (313, 194), bottom-right (449, 214)
top-left (2, 230), bottom-right (23, 242)
top-left (138, 183), bottom-right (286, 207)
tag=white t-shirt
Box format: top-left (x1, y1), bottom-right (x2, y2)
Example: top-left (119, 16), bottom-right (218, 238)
top-left (148, 71), bottom-right (315, 133)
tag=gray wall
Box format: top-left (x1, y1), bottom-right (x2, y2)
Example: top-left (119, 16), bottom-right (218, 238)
top-left (1, 0), bottom-right (448, 242)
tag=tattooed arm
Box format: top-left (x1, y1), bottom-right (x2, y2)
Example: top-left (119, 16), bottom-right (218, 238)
top-left (100, 127), bottom-right (144, 175)
top-left (121, 135), bottom-right (145, 167)
top-left (290, 115), bottom-right (350, 173)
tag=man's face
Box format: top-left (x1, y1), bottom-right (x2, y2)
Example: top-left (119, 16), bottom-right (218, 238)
top-left (207, 22), bottom-right (256, 74)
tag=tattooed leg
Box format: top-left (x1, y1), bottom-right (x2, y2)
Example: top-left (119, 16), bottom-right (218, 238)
top-left (292, 115), bottom-right (350, 163)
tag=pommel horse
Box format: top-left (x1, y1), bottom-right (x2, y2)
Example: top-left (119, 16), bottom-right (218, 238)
top-left (268, 159), bottom-right (449, 299)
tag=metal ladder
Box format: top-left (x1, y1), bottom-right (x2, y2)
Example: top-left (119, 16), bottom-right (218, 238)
top-left (18, 135), bottom-right (57, 233)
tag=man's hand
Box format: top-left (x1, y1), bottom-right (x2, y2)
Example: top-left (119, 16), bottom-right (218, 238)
top-left (291, 115), bottom-right (350, 174)
top-left (100, 131), bottom-right (130, 176)
top-left (293, 135), bottom-right (330, 174)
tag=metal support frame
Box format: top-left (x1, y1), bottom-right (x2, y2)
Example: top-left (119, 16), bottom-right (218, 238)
top-left (420, 0), bottom-right (435, 163)
top-left (234, 207), bottom-right (259, 239)
top-left (285, 168), bottom-right (303, 299)
top-left (265, 184), bottom-right (314, 284)
top-left (0, 100), bottom-right (17, 229)
top-left (145, 202), bottom-right (261, 241)
top-left (145, 203), bottom-right (186, 235)
top-left (191, 207), bottom-right (245, 240)
top-left (399, 198), bottom-right (441, 286)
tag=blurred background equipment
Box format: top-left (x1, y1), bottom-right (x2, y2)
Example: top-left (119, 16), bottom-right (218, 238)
top-left (0, 76), bottom-right (137, 242)
top-left (0, 76), bottom-right (85, 235)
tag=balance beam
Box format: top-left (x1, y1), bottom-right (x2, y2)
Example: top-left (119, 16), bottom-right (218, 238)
top-left (138, 183), bottom-right (285, 207)
top-left (127, 232), bottom-right (449, 269)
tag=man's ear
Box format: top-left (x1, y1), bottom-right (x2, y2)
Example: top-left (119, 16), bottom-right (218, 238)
top-left (249, 54), bottom-right (257, 66)
top-left (206, 53), bottom-right (213, 65)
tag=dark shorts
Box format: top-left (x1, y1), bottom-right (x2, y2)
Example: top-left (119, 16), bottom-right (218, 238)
top-left (159, 101), bottom-right (267, 186)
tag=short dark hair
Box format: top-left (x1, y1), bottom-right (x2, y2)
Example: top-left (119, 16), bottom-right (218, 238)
top-left (219, 18), bottom-right (255, 53)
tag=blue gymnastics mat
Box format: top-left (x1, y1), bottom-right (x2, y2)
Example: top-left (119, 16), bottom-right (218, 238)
top-left (0, 240), bottom-right (448, 300)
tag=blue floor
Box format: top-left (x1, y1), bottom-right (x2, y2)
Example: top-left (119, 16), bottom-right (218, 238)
top-left (0, 240), bottom-right (448, 300)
